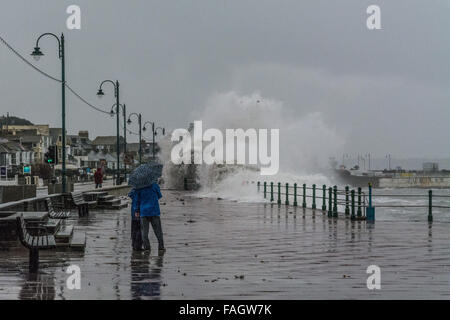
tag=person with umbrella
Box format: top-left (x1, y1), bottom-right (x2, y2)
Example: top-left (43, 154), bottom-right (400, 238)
top-left (129, 163), bottom-right (165, 253)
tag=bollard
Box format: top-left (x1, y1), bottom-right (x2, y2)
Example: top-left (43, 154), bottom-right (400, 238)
top-left (302, 184), bottom-right (307, 208)
top-left (366, 183), bottom-right (375, 221)
top-left (333, 185), bottom-right (338, 217)
top-left (428, 190), bottom-right (433, 222)
top-left (328, 187), bottom-right (332, 217)
top-left (293, 183), bottom-right (298, 206)
top-left (257, 181), bottom-right (260, 192)
top-left (357, 187), bottom-right (362, 217)
top-left (322, 185), bottom-right (327, 211)
top-left (285, 183), bottom-right (289, 205)
top-left (277, 182), bottom-right (281, 205)
top-left (312, 184), bottom-right (317, 209)
top-left (263, 182), bottom-right (267, 199)
top-left (345, 186), bottom-right (350, 215)
top-left (270, 182), bottom-right (274, 202)
top-left (184, 178), bottom-right (188, 191)
top-left (351, 190), bottom-right (356, 220)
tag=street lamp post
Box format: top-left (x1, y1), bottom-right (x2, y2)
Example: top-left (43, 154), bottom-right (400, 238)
top-left (31, 33), bottom-right (67, 193)
top-left (97, 80), bottom-right (121, 185)
top-left (123, 104), bottom-right (127, 177)
top-left (111, 103), bottom-right (128, 180)
top-left (127, 113), bottom-right (142, 164)
top-left (143, 122), bottom-right (165, 161)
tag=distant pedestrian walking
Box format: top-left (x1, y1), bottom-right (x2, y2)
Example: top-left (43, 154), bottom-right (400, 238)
top-left (94, 167), bottom-right (103, 188)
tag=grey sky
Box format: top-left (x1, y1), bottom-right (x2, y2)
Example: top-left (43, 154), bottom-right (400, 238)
top-left (0, 0), bottom-right (449, 158)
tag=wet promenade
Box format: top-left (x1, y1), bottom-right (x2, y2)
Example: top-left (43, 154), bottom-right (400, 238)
top-left (0, 190), bottom-right (449, 299)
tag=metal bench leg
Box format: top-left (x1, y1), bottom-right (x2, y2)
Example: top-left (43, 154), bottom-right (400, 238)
top-left (29, 249), bottom-right (39, 273)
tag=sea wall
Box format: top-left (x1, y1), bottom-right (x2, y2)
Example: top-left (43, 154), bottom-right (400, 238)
top-left (0, 185), bottom-right (37, 204)
top-left (379, 176), bottom-right (450, 188)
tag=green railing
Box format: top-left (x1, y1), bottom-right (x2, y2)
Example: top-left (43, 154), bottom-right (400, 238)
top-left (257, 181), bottom-right (367, 221)
top-left (257, 181), bottom-right (450, 222)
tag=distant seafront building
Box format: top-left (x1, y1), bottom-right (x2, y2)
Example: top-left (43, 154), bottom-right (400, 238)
top-left (0, 139), bottom-right (33, 167)
top-left (0, 116), bottom-right (161, 176)
top-left (1, 124), bottom-right (50, 163)
top-left (91, 135), bottom-right (125, 153)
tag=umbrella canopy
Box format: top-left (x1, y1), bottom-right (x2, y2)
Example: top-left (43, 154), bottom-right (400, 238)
top-left (128, 163), bottom-right (163, 189)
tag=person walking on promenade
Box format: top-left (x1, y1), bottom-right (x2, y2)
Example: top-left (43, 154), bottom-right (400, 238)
top-left (128, 163), bottom-right (165, 254)
top-left (128, 188), bottom-right (143, 251)
top-left (134, 182), bottom-right (165, 253)
top-left (94, 167), bottom-right (103, 188)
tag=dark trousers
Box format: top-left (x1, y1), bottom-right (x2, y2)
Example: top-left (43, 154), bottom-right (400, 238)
top-left (140, 216), bottom-right (164, 250)
top-left (131, 219), bottom-right (143, 250)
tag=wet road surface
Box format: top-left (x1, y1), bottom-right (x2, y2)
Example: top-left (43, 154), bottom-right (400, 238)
top-left (0, 190), bottom-right (449, 299)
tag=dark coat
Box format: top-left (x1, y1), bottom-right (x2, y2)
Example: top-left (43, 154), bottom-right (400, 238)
top-left (94, 170), bottom-right (103, 184)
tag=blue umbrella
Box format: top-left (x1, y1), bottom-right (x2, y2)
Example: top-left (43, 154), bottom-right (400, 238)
top-left (128, 163), bottom-right (163, 189)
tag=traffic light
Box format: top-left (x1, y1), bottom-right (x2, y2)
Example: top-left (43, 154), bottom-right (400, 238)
top-left (47, 146), bottom-right (58, 164)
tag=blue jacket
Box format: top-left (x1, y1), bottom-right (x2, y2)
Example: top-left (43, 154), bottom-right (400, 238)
top-left (129, 183), bottom-right (162, 217)
top-left (128, 189), bottom-right (140, 220)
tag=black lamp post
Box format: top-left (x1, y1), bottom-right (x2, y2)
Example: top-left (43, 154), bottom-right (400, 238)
top-left (127, 113), bottom-right (142, 164)
top-left (31, 33), bottom-right (67, 193)
top-left (111, 103), bottom-right (128, 179)
top-left (97, 80), bottom-right (121, 185)
top-left (143, 122), bottom-right (165, 161)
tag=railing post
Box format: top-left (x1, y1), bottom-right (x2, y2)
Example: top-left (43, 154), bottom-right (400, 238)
top-left (285, 183), bottom-right (289, 205)
top-left (428, 189), bottom-right (433, 222)
top-left (293, 183), bottom-right (298, 206)
top-left (328, 187), bottom-right (332, 218)
top-left (366, 183), bottom-right (375, 221)
top-left (312, 184), bottom-right (317, 209)
top-left (302, 184), bottom-right (307, 208)
top-left (345, 186), bottom-right (350, 215)
top-left (263, 182), bottom-right (267, 199)
top-left (333, 185), bottom-right (338, 217)
top-left (357, 187), bottom-right (362, 218)
top-left (322, 185), bottom-right (326, 211)
top-left (277, 182), bottom-right (281, 205)
top-left (270, 182), bottom-right (274, 202)
top-left (351, 189), bottom-right (356, 220)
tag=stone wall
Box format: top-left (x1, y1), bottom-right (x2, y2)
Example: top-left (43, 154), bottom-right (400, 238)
top-left (0, 185), bottom-right (37, 204)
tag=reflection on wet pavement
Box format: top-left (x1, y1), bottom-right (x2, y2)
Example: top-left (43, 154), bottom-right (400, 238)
top-left (131, 251), bottom-right (164, 300)
top-left (1, 190), bottom-right (449, 299)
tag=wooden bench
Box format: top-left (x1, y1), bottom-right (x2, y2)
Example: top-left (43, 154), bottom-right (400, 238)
top-left (46, 198), bottom-right (71, 219)
top-left (70, 192), bottom-right (89, 217)
top-left (16, 214), bottom-right (56, 273)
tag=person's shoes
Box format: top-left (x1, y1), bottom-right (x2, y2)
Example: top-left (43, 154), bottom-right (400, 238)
top-left (158, 248), bottom-right (166, 255)
top-left (132, 247), bottom-right (142, 251)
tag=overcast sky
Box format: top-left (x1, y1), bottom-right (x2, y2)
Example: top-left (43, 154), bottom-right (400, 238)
top-left (0, 0), bottom-right (449, 158)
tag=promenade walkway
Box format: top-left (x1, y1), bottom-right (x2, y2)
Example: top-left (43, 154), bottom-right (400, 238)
top-left (0, 190), bottom-right (449, 299)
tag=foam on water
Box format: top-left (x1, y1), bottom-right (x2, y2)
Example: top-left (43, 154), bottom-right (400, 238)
top-left (160, 91), bottom-right (343, 199)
